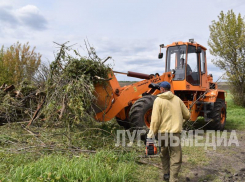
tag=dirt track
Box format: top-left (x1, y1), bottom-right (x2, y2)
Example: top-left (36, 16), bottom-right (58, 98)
top-left (182, 131), bottom-right (245, 182)
top-left (150, 131), bottom-right (245, 182)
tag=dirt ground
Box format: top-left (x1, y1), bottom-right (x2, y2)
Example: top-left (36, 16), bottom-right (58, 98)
top-left (149, 131), bottom-right (245, 182)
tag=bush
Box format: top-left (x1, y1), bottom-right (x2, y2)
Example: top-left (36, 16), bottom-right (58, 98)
top-left (0, 42), bottom-right (41, 85)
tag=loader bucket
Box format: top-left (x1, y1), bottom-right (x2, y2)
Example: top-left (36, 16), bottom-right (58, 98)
top-left (92, 82), bottom-right (114, 114)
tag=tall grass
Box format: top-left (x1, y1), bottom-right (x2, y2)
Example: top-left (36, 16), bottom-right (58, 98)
top-left (0, 151), bottom-right (137, 182)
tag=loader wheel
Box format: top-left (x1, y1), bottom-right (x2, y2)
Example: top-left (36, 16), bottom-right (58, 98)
top-left (208, 98), bottom-right (226, 130)
top-left (129, 95), bottom-right (157, 130)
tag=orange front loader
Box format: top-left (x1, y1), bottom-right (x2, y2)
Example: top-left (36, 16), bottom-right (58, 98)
top-left (93, 40), bottom-right (226, 130)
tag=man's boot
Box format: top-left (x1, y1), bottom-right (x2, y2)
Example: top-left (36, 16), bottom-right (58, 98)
top-left (163, 173), bottom-right (170, 181)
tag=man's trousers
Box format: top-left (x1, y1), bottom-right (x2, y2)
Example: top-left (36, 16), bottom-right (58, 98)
top-left (160, 133), bottom-right (182, 182)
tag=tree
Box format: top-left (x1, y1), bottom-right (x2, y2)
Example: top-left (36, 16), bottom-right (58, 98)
top-left (208, 10), bottom-right (245, 106)
top-left (0, 42), bottom-right (41, 85)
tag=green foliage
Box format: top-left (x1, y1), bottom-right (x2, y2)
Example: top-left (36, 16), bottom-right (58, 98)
top-left (0, 42), bottom-right (41, 85)
top-left (44, 43), bottom-right (112, 126)
top-left (18, 79), bottom-right (37, 96)
top-left (208, 10), bottom-right (245, 106)
top-left (0, 46), bottom-right (10, 85)
top-left (0, 151), bottom-right (137, 182)
top-left (0, 90), bottom-right (5, 103)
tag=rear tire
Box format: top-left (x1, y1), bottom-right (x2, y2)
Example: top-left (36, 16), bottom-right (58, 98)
top-left (208, 98), bottom-right (226, 130)
top-left (129, 95), bottom-right (157, 130)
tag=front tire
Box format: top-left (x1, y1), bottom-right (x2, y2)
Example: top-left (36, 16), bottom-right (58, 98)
top-left (129, 95), bottom-right (157, 130)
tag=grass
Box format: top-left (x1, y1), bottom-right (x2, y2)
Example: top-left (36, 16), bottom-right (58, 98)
top-left (225, 91), bottom-right (245, 130)
top-left (0, 122), bottom-right (159, 182)
top-left (182, 145), bottom-right (209, 165)
top-left (0, 151), bottom-right (137, 182)
top-left (0, 91), bottom-right (244, 181)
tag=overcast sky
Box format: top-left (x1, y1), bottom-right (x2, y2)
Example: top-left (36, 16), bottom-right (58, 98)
top-left (0, 0), bottom-right (245, 81)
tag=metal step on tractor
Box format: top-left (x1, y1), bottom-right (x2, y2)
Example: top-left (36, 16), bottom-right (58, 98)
top-left (93, 39), bottom-right (226, 131)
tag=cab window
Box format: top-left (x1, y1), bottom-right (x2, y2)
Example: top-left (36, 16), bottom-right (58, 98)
top-left (166, 45), bottom-right (186, 81)
top-left (200, 50), bottom-right (206, 73)
top-left (186, 45), bottom-right (200, 85)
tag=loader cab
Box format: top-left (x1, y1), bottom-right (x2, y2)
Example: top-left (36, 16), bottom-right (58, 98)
top-left (162, 41), bottom-right (207, 89)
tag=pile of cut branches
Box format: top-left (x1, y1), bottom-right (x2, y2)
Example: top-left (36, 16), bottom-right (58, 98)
top-left (0, 42), bottom-right (113, 127)
top-left (0, 81), bottom-right (42, 123)
top-left (41, 42), bottom-right (112, 126)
